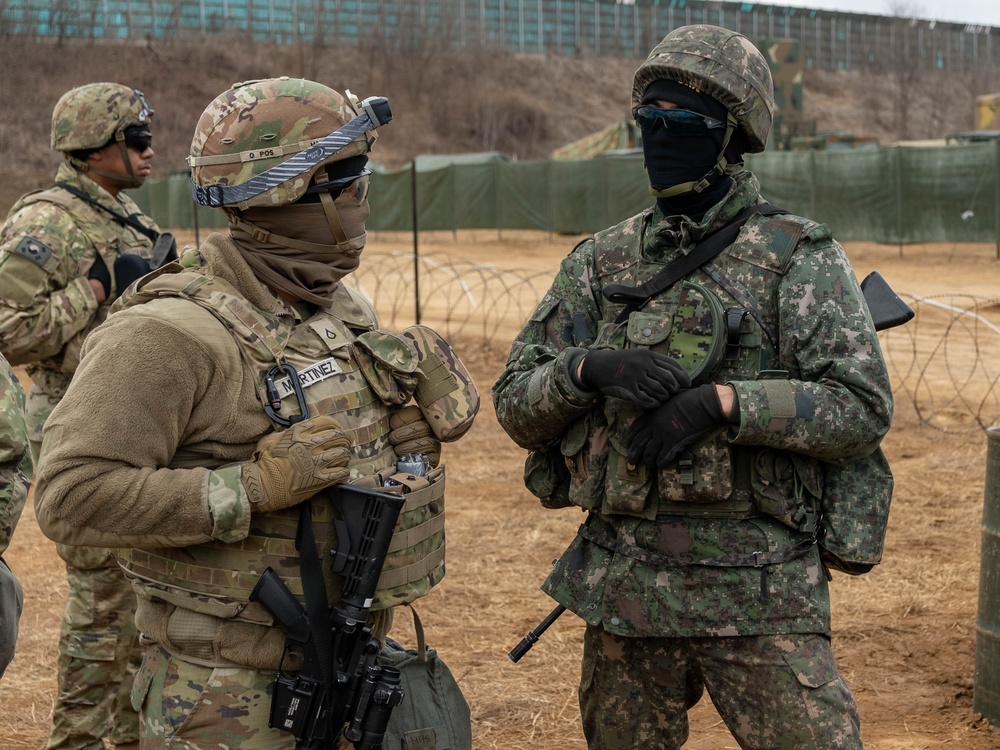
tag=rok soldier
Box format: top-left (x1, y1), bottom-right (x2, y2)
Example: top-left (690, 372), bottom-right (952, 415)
top-left (493, 26), bottom-right (892, 750)
top-left (0, 82), bottom-right (171, 750)
top-left (34, 77), bottom-right (478, 748)
top-left (0, 357), bottom-right (32, 680)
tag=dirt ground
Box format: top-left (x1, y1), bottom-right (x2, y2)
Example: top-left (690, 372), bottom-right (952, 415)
top-left (3, 230), bottom-right (1000, 749)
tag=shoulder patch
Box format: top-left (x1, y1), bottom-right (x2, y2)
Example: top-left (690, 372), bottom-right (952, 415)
top-left (13, 236), bottom-right (54, 267)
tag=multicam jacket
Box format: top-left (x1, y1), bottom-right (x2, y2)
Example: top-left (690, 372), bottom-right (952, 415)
top-left (0, 358), bottom-right (30, 557)
top-left (492, 171), bottom-right (892, 638)
top-left (33, 236), bottom-right (454, 669)
top-left (0, 163), bottom-right (159, 441)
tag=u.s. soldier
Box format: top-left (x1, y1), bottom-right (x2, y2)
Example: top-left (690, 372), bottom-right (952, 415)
top-left (493, 25), bottom-right (892, 750)
top-left (33, 77), bottom-right (478, 748)
top-left (0, 82), bottom-right (168, 750)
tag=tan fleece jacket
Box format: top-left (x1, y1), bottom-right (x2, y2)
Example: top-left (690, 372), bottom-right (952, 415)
top-left (32, 235), bottom-right (311, 668)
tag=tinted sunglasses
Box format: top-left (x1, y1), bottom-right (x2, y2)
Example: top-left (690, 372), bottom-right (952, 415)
top-left (635, 106), bottom-right (727, 136)
top-left (122, 125), bottom-right (153, 152)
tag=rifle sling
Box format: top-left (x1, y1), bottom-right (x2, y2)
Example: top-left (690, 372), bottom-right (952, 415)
top-left (603, 204), bottom-right (789, 324)
top-left (297, 499), bottom-right (336, 690)
top-left (53, 181), bottom-right (162, 244)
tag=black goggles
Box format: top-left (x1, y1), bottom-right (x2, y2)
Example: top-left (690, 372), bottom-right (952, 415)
top-left (121, 125), bottom-right (153, 152)
top-left (635, 106), bottom-right (727, 137)
top-left (304, 168), bottom-right (372, 203)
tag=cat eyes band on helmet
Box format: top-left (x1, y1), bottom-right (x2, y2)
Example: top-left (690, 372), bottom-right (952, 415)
top-left (190, 96), bottom-right (392, 208)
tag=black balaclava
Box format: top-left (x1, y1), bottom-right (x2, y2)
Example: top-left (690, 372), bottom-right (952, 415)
top-left (639, 79), bottom-right (750, 221)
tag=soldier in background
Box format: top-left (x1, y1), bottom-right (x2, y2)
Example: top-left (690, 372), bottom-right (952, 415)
top-left (0, 82), bottom-right (168, 750)
top-left (493, 25), bottom-right (892, 749)
top-left (32, 77), bottom-right (477, 747)
top-left (0, 356), bottom-right (33, 680)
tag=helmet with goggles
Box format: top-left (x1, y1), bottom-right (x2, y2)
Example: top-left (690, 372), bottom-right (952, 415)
top-left (188, 77), bottom-right (391, 210)
top-left (632, 25), bottom-right (774, 153)
top-left (51, 82), bottom-right (154, 154)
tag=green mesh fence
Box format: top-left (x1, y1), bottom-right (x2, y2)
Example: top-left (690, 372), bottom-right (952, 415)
top-left (133, 142), bottom-right (1000, 245)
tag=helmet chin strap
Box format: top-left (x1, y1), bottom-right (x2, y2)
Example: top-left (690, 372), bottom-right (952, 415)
top-left (648, 114), bottom-right (737, 199)
top-left (67, 132), bottom-right (142, 189)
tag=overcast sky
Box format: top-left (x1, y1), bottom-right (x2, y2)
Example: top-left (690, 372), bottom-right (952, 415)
top-left (785, 0), bottom-right (998, 26)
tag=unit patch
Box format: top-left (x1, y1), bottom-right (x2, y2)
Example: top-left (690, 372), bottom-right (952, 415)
top-left (14, 236), bottom-right (54, 267)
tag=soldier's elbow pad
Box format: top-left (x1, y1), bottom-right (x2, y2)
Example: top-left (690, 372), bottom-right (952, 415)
top-left (402, 325), bottom-right (480, 442)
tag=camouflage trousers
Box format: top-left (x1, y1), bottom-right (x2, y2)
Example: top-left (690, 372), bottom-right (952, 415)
top-left (47, 547), bottom-right (141, 750)
top-left (131, 646), bottom-right (297, 749)
top-left (579, 625), bottom-right (863, 750)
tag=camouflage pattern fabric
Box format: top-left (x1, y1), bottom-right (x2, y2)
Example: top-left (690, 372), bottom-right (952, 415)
top-left (632, 25), bottom-right (775, 153)
top-left (579, 625), bottom-right (862, 749)
top-left (48, 560), bottom-right (140, 750)
top-left (0, 162), bottom-right (159, 455)
top-left (0, 163), bottom-right (156, 747)
top-left (51, 82), bottom-right (153, 153)
top-left (130, 646), bottom-right (294, 749)
top-left (0, 356), bottom-right (31, 680)
top-left (188, 78), bottom-right (373, 210)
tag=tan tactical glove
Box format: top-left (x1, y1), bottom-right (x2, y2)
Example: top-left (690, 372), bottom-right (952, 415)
top-left (388, 405), bottom-right (441, 468)
top-left (242, 415), bottom-right (352, 513)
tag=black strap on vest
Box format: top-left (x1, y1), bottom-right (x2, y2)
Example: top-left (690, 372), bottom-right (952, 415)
top-left (53, 181), bottom-right (162, 244)
top-left (602, 204), bottom-right (789, 324)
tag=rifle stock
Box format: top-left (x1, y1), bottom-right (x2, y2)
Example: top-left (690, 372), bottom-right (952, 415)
top-left (250, 483), bottom-right (406, 749)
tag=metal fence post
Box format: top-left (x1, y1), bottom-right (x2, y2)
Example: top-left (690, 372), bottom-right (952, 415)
top-left (975, 426), bottom-right (1000, 724)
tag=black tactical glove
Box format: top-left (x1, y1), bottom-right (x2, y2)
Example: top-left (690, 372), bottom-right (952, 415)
top-left (113, 254), bottom-right (153, 296)
top-left (576, 349), bottom-right (690, 408)
top-left (625, 384), bottom-right (728, 467)
top-left (87, 255), bottom-right (112, 299)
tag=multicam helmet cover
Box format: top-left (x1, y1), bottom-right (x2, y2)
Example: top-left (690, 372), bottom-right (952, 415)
top-left (51, 82), bottom-right (154, 153)
top-left (632, 25), bottom-right (775, 153)
top-left (188, 77), bottom-right (377, 210)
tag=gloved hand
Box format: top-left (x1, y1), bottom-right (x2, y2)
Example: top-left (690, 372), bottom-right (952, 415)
top-left (625, 384), bottom-right (728, 468)
top-left (87, 254), bottom-right (112, 301)
top-left (388, 405), bottom-right (441, 468)
top-left (87, 254), bottom-right (152, 302)
top-left (241, 415), bottom-right (352, 513)
top-left (113, 254), bottom-right (153, 295)
top-left (577, 349), bottom-right (690, 408)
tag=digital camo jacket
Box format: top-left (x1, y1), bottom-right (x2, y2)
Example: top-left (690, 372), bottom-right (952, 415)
top-left (492, 171), bottom-right (893, 638)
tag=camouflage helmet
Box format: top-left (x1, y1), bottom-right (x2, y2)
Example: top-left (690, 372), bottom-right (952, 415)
top-left (188, 77), bottom-right (384, 210)
top-left (632, 25), bottom-right (774, 153)
top-left (51, 82), bottom-right (154, 153)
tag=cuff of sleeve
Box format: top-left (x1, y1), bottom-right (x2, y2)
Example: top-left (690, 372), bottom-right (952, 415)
top-left (557, 347), bottom-right (599, 404)
top-left (727, 379), bottom-right (797, 442)
top-left (206, 465), bottom-right (251, 543)
top-left (66, 275), bottom-right (100, 319)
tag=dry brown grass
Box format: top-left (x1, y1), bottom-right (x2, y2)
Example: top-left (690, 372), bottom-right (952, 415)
top-left (2, 232), bottom-right (1000, 748)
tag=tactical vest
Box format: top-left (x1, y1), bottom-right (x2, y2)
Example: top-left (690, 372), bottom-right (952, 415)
top-left (549, 207), bottom-right (828, 534)
top-left (115, 260), bottom-right (446, 640)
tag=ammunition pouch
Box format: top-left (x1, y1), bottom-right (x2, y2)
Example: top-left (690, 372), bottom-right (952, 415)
top-left (354, 465), bottom-right (447, 608)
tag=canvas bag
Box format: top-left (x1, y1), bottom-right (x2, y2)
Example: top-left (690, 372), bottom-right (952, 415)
top-left (378, 606), bottom-right (473, 750)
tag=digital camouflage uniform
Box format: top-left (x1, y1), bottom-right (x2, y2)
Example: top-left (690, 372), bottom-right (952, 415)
top-left (0, 83), bottom-right (158, 750)
top-left (492, 26), bottom-right (892, 750)
top-left (0, 356), bottom-right (32, 679)
top-left (34, 78), bottom-right (477, 749)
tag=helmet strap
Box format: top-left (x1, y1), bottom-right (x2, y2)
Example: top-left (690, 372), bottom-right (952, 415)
top-left (66, 132), bottom-right (142, 189)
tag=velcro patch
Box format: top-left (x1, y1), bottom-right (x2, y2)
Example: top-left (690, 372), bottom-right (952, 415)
top-left (14, 236), bottom-right (54, 267)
